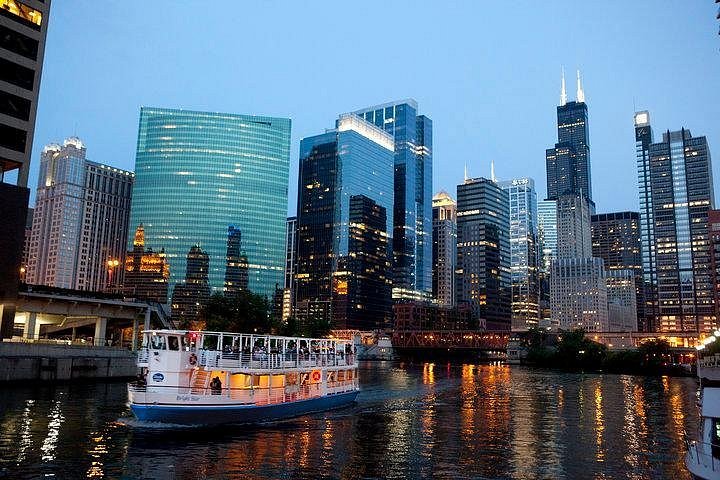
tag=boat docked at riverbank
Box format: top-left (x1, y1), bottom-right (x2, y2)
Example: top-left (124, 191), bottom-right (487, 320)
top-left (686, 353), bottom-right (720, 479)
top-left (128, 330), bottom-right (359, 425)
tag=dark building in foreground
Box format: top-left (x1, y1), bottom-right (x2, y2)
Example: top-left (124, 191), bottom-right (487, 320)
top-left (171, 245), bottom-right (211, 326)
top-left (295, 114), bottom-right (394, 330)
top-left (0, 0), bottom-right (52, 338)
top-left (456, 177), bottom-right (511, 330)
top-left (648, 127), bottom-right (715, 333)
top-left (591, 211), bottom-right (644, 330)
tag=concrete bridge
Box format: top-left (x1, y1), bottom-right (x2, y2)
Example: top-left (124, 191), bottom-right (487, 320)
top-left (6, 284), bottom-right (172, 349)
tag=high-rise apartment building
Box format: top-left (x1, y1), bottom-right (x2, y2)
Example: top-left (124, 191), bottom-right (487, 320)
top-left (456, 177), bottom-right (511, 330)
top-left (128, 108), bottom-right (291, 301)
top-left (648, 127), bottom-right (715, 333)
top-left (591, 211), bottom-right (643, 330)
top-left (499, 178), bottom-right (539, 330)
top-left (0, 0), bottom-right (51, 338)
top-left (432, 191), bottom-right (456, 308)
top-left (296, 114), bottom-right (394, 330)
top-left (546, 71), bottom-right (592, 204)
top-left (124, 224), bottom-right (169, 303)
top-left (26, 138), bottom-right (134, 292)
top-left (551, 257), bottom-right (608, 331)
top-left (354, 100), bottom-right (432, 301)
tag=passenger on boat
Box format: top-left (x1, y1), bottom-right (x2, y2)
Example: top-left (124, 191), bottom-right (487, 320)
top-left (210, 376), bottom-right (222, 395)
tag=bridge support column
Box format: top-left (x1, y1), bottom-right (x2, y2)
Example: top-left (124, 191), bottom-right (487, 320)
top-left (22, 312), bottom-right (38, 340)
top-left (94, 317), bottom-right (107, 346)
top-left (131, 313), bottom-right (141, 351)
top-left (144, 307), bottom-right (151, 331)
top-left (0, 304), bottom-right (15, 340)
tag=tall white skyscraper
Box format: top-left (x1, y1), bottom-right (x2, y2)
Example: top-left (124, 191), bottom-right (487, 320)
top-left (432, 191), bottom-right (456, 308)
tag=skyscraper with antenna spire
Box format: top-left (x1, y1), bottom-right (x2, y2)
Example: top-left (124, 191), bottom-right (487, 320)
top-left (546, 68), bottom-right (592, 205)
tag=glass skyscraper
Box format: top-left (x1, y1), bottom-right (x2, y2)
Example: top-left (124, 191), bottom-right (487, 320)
top-left (546, 72), bottom-right (592, 204)
top-left (128, 107), bottom-right (291, 301)
top-left (295, 114), bottom-right (394, 330)
top-left (647, 127), bottom-right (715, 333)
top-left (354, 100), bottom-right (432, 301)
top-left (456, 177), bottom-right (511, 330)
top-left (498, 178), bottom-right (539, 330)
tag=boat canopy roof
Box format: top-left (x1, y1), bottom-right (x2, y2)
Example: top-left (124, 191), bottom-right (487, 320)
top-left (703, 388), bottom-right (720, 418)
top-left (142, 329), bottom-right (352, 346)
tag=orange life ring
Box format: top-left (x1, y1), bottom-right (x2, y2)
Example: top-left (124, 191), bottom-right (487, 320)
top-left (311, 370), bottom-right (321, 382)
top-left (188, 353), bottom-right (197, 366)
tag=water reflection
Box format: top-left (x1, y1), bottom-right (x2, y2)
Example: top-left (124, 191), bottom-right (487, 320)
top-left (0, 364), bottom-right (701, 479)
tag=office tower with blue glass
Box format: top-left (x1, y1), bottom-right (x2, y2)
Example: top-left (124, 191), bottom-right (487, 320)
top-left (128, 107), bottom-right (291, 306)
top-left (537, 199), bottom-right (557, 320)
top-left (354, 100), bottom-right (432, 302)
top-left (546, 71), bottom-right (592, 205)
top-left (456, 177), bottom-right (511, 330)
top-left (499, 178), bottom-right (539, 330)
top-left (432, 191), bottom-right (457, 308)
top-left (295, 114), bottom-right (394, 330)
top-left (644, 124), bottom-right (715, 333)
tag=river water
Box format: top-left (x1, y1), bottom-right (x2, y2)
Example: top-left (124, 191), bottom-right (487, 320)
top-left (0, 362), bottom-right (700, 479)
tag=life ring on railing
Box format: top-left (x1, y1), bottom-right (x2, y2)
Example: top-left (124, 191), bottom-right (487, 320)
top-left (311, 370), bottom-right (321, 382)
top-left (188, 353), bottom-right (197, 366)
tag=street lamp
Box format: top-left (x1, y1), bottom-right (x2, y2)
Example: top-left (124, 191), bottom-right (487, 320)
top-left (107, 258), bottom-right (120, 290)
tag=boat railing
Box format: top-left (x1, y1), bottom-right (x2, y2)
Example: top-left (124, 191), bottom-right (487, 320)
top-left (686, 437), bottom-right (720, 472)
top-left (699, 354), bottom-right (720, 369)
top-left (198, 349), bottom-right (356, 371)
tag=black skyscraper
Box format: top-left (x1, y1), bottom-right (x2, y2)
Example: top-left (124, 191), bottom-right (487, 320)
top-left (546, 71), bottom-right (592, 204)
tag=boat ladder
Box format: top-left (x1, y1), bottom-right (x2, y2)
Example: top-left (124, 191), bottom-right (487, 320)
top-left (190, 369), bottom-right (211, 395)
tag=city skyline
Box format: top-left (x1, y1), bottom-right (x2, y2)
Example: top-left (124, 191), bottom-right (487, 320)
top-left (17, 2), bottom-right (719, 218)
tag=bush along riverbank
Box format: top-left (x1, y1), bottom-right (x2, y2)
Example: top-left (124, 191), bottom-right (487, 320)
top-left (521, 329), bottom-right (693, 377)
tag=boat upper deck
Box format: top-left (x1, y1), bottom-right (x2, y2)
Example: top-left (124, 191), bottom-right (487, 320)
top-left (137, 329), bottom-right (357, 372)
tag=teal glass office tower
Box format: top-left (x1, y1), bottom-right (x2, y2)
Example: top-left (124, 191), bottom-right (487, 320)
top-left (128, 107), bottom-right (291, 301)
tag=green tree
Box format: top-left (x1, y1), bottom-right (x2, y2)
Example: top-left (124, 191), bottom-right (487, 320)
top-left (202, 291), bottom-right (273, 333)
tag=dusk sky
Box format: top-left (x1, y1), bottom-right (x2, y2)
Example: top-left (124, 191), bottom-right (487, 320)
top-left (28, 1), bottom-right (719, 214)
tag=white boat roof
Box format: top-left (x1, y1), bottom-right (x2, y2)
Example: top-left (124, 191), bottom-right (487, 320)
top-left (703, 388), bottom-right (720, 418)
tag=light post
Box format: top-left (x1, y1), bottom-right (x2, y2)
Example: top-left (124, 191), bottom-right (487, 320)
top-left (107, 258), bottom-right (120, 291)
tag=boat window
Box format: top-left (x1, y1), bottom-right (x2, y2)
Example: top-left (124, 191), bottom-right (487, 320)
top-left (168, 336), bottom-right (180, 351)
top-left (150, 335), bottom-right (166, 350)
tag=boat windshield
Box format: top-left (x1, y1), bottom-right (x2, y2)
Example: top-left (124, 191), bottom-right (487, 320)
top-left (150, 334), bottom-right (167, 350)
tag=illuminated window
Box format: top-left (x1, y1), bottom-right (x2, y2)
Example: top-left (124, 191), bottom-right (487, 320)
top-left (0, 0), bottom-right (42, 28)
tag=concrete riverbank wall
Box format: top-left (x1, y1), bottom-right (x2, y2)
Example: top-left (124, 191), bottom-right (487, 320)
top-left (0, 342), bottom-right (137, 382)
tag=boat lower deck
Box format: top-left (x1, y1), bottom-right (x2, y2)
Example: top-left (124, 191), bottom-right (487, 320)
top-left (130, 390), bottom-right (358, 425)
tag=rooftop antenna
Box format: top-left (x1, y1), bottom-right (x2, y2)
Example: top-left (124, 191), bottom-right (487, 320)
top-left (464, 163), bottom-right (469, 182)
top-left (491, 159), bottom-right (496, 183)
top-left (576, 69), bottom-right (585, 103)
top-left (560, 66), bottom-right (567, 106)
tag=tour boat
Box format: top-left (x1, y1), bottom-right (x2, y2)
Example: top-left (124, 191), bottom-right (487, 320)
top-left (685, 353), bottom-right (720, 479)
top-left (128, 329), bottom-right (359, 425)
